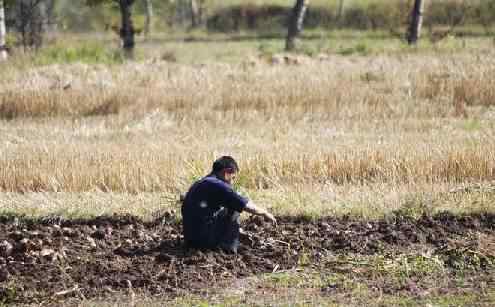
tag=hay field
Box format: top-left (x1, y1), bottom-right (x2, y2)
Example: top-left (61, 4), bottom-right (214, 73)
top-left (0, 49), bottom-right (494, 219)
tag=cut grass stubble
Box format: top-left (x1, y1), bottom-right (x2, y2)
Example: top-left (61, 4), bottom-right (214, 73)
top-left (1, 51), bottom-right (495, 217)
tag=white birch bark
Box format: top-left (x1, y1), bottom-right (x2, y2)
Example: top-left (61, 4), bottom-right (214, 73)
top-left (144, 0), bottom-right (152, 36)
top-left (408, 0), bottom-right (425, 45)
top-left (0, 0), bottom-right (7, 60)
top-left (285, 0), bottom-right (309, 51)
top-left (190, 0), bottom-right (199, 28)
top-left (337, 0), bottom-right (345, 21)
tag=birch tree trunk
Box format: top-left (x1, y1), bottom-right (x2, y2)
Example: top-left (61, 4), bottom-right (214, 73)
top-left (337, 0), bottom-right (345, 22)
top-left (0, 0), bottom-right (7, 61)
top-left (144, 0), bottom-right (152, 37)
top-left (407, 0), bottom-right (425, 45)
top-left (190, 0), bottom-right (200, 28)
top-left (285, 0), bottom-right (308, 51)
top-left (119, 0), bottom-right (135, 58)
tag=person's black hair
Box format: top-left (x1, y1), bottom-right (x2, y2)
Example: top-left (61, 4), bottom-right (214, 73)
top-left (212, 156), bottom-right (239, 174)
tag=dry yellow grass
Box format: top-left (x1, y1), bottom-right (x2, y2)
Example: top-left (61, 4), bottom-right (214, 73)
top-left (0, 50), bottom-right (494, 218)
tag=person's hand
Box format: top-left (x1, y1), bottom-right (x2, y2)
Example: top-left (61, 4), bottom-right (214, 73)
top-left (264, 212), bottom-right (277, 225)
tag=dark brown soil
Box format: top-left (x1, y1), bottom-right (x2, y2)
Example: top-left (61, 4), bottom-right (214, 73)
top-left (0, 211), bottom-right (494, 305)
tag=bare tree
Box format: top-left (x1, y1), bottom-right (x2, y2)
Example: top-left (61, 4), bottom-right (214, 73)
top-left (285, 0), bottom-right (308, 51)
top-left (144, 0), bottom-right (152, 37)
top-left (0, 0), bottom-right (7, 60)
top-left (407, 0), bottom-right (425, 45)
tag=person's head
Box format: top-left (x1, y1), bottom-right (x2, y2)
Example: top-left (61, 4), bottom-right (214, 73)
top-left (211, 156), bottom-right (239, 184)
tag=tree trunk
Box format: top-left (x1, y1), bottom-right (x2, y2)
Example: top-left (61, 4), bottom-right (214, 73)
top-left (0, 0), bottom-right (7, 61)
top-left (190, 0), bottom-right (199, 28)
top-left (407, 0), bottom-right (424, 45)
top-left (144, 0), bottom-right (152, 37)
top-left (285, 0), bottom-right (308, 51)
top-left (337, 0), bottom-right (345, 22)
top-left (175, 0), bottom-right (188, 27)
top-left (17, 0), bottom-right (44, 51)
top-left (190, 0), bottom-right (205, 28)
top-left (44, 0), bottom-right (57, 34)
top-left (119, 0), bottom-right (135, 58)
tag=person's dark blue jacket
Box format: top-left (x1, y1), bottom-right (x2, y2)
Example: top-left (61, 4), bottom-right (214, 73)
top-left (181, 175), bottom-right (248, 249)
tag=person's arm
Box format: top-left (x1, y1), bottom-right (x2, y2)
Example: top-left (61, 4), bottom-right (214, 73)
top-left (244, 201), bottom-right (277, 224)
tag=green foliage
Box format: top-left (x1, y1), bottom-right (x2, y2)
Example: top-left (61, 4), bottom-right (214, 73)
top-left (475, 0), bottom-right (495, 30)
top-left (206, 1), bottom-right (495, 33)
top-left (34, 41), bottom-right (124, 65)
top-left (441, 245), bottom-right (495, 271)
top-left (0, 285), bottom-right (17, 305)
top-left (387, 254), bottom-right (445, 280)
top-left (297, 248), bottom-right (311, 267)
top-left (393, 197), bottom-right (430, 220)
top-left (18, 0), bottom-right (495, 35)
top-left (55, 1), bottom-right (115, 32)
top-left (462, 119), bottom-right (482, 132)
top-left (264, 271), bottom-right (323, 288)
top-left (338, 42), bottom-right (371, 56)
top-left (85, 0), bottom-right (118, 7)
top-left (4, 33), bottom-right (16, 48)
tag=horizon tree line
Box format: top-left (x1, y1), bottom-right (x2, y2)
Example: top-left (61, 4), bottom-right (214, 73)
top-left (0, 0), bottom-right (447, 62)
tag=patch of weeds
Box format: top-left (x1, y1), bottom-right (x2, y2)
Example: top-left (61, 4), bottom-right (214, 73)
top-left (439, 245), bottom-right (495, 271)
top-left (263, 271), bottom-right (322, 289)
top-left (326, 253), bottom-right (446, 291)
top-left (161, 50), bottom-right (178, 62)
top-left (297, 248), bottom-right (311, 267)
top-left (232, 172), bottom-right (251, 193)
top-left (265, 272), bottom-right (304, 288)
top-left (257, 41), bottom-right (277, 59)
top-left (338, 42), bottom-right (371, 56)
top-left (373, 291), bottom-right (485, 307)
top-left (393, 197), bottom-right (430, 220)
top-left (360, 71), bottom-right (386, 83)
top-left (367, 253), bottom-right (445, 283)
top-left (0, 210), bottom-right (26, 224)
top-left (34, 42), bottom-right (124, 65)
top-left (426, 292), bottom-right (486, 306)
top-left (0, 285), bottom-right (18, 305)
top-left (299, 210), bottom-right (320, 223)
top-left (299, 44), bottom-right (321, 57)
top-left (184, 160), bottom-right (207, 185)
top-left (320, 272), bottom-right (358, 292)
top-left (462, 118), bottom-right (482, 132)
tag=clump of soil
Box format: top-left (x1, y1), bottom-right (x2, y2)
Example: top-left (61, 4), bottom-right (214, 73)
top-left (0, 212), bottom-right (494, 304)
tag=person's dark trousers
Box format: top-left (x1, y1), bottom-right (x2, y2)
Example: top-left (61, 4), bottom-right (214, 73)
top-left (212, 208), bottom-right (241, 253)
top-left (183, 208), bottom-right (241, 253)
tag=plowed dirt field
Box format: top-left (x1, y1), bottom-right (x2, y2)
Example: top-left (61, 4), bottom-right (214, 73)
top-left (1, 212), bottom-right (494, 305)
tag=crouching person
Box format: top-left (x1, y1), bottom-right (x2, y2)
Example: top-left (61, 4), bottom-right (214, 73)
top-left (181, 156), bottom-right (276, 253)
